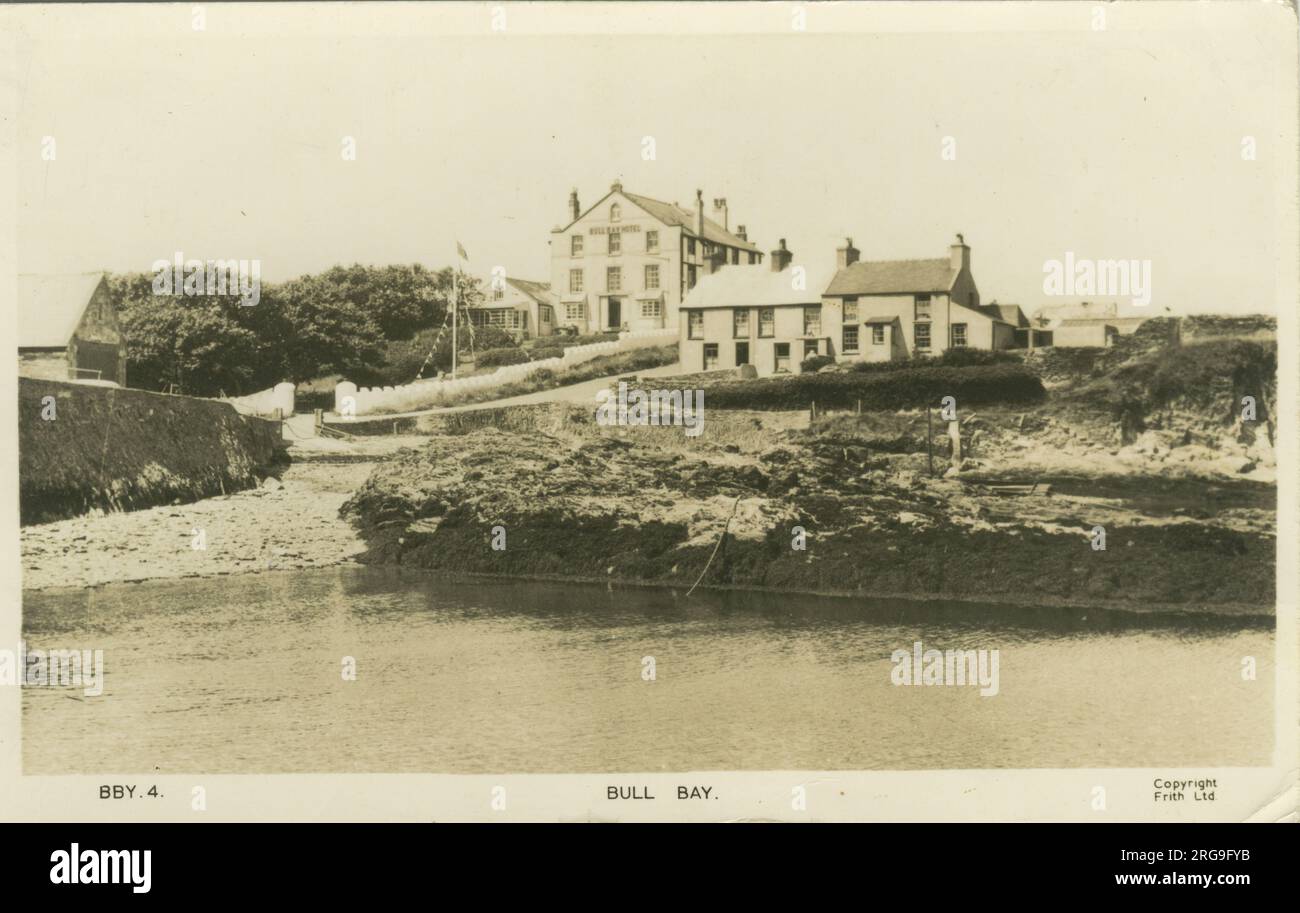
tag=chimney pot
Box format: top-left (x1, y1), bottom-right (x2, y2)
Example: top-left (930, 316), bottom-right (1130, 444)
top-left (836, 236), bottom-right (860, 269)
top-left (770, 238), bottom-right (793, 272)
top-left (712, 197), bottom-right (729, 231)
top-left (568, 188), bottom-right (580, 222)
top-left (736, 224), bottom-right (747, 241)
top-left (949, 233), bottom-right (970, 273)
top-left (611, 180), bottom-right (623, 193)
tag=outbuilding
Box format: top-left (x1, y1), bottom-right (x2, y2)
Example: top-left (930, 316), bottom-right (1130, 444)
top-left (17, 272), bottom-right (127, 386)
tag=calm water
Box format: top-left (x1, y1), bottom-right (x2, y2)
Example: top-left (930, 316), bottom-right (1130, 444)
top-left (22, 567), bottom-right (1273, 773)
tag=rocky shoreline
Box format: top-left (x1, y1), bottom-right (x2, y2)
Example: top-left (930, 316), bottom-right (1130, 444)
top-left (338, 411), bottom-right (1276, 619)
top-left (20, 398), bottom-right (1276, 620)
top-left (18, 447), bottom-right (398, 592)
top-left (20, 460), bottom-right (369, 592)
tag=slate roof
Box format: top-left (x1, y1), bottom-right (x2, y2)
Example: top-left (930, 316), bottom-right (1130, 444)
top-left (472, 277), bottom-right (555, 310)
top-left (556, 187), bottom-right (760, 253)
top-left (978, 302), bottom-right (1029, 327)
top-left (17, 272), bottom-right (106, 348)
top-left (620, 192), bottom-right (760, 252)
top-left (825, 258), bottom-right (957, 296)
top-left (505, 277), bottom-right (556, 306)
top-left (681, 263), bottom-right (829, 311)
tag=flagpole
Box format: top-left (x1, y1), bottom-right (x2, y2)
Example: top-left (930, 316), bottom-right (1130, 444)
top-left (451, 252), bottom-right (458, 379)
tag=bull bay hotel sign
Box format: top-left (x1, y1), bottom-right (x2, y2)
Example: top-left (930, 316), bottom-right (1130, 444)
top-left (590, 225), bottom-right (642, 234)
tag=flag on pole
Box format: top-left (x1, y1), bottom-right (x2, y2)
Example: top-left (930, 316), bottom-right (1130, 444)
top-left (456, 241), bottom-right (469, 261)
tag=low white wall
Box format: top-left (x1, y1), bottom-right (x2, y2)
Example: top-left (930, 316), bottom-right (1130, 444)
top-left (336, 329), bottom-right (678, 416)
top-left (222, 382), bottom-right (295, 418)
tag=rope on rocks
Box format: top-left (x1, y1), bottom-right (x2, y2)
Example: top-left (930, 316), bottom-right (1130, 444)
top-left (686, 495), bottom-right (742, 598)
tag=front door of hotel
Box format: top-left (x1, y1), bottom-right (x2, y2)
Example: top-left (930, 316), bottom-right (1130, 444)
top-left (606, 297), bottom-right (621, 330)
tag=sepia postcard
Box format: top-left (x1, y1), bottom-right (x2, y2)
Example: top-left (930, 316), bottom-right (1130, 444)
top-left (0, 0), bottom-right (1295, 825)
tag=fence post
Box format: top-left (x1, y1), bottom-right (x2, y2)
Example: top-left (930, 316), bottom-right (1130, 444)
top-left (926, 406), bottom-right (934, 476)
top-left (948, 412), bottom-right (962, 471)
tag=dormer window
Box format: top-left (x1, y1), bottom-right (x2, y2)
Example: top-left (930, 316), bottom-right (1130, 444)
top-left (610, 203), bottom-right (621, 222)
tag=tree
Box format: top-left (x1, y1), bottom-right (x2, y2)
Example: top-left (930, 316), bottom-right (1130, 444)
top-left (269, 274), bottom-right (386, 382)
top-left (114, 288), bottom-right (261, 395)
top-left (105, 262), bottom-right (481, 392)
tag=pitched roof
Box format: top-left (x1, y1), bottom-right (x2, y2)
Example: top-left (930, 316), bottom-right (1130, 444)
top-left (17, 272), bottom-right (105, 348)
top-left (978, 302), bottom-right (1029, 327)
top-left (620, 192), bottom-right (760, 252)
top-left (504, 277), bottom-right (556, 306)
top-left (681, 263), bottom-right (828, 310)
top-left (555, 187), bottom-right (760, 252)
top-left (826, 258), bottom-right (957, 296)
top-left (1032, 301), bottom-right (1119, 323)
top-left (471, 277), bottom-right (555, 310)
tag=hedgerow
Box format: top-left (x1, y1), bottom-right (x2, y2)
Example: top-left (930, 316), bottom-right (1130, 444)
top-left (699, 364), bottom-right (1046, 411)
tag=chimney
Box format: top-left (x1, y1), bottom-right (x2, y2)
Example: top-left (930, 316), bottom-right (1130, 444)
top-left (610, 180), bottom-right (623, 193)
top-left (694, 189), bottom-right (705, 240)
top-left (712, 197), bottom-right (729, 231)
top-left (950, 232), bottom-right (970, 272)
top-left (569, 188), bottom-right (580, 222)
top-left (836, 236), bottom-right (860, 269)
top-left (770, 238), bottom-right (792, 272)
top-left (736, 224), bottom-right (747, 242)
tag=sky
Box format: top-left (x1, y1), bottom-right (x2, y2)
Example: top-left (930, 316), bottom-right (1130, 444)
top-left (9, 1), bottom-right (1295, 316)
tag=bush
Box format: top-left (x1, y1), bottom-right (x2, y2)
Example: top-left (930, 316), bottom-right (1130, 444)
top-left (848, 349), bottom-right (1021, 374)
top-left (476, 347), bottom-right (532, 368)
top-left (467, 326), bottom-right (519, 351)
top-left (699, 365), bottom-right (1046, 412)
top-left (800, 354), bottom-right (835, 373)
top-left (931, 348), bottom-right (1022, 368)
top-left (535, 331), bottom-right (617, 348)
top-left (529, 345), bottom-right (566, 360)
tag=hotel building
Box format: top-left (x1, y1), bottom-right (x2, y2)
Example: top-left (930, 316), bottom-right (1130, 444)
top-left (549, 182), bottom-right (762, 334)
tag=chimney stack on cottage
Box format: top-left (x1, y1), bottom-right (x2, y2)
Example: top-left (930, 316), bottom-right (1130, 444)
top-left (712, 198), bottom-right (729, 231)
top-left (569, 188), bottom-right (580, 222)
top-left (836, 237), bottom-right (860, 269)
top-left (736, 224), bottom-right (747, 242)
top-left (950, 232), bottom-right (970, 272)
top-left (770, 239), bottom-right (793, 272)
top-left (694, 189), bottom-right (706, 239)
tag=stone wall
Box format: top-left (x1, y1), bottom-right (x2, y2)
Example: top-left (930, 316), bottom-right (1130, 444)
top-left (19, 378), bottom-right (284, 524)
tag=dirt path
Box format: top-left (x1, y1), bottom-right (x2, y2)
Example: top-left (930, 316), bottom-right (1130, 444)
top-left (345, 361), bottom-right (687, 420)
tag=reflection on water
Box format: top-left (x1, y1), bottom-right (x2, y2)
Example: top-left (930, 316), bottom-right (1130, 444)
top-left (22, 566), bottom-right (1273, 773)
